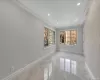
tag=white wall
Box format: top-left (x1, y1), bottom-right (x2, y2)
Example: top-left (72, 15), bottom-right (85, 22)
top-left (56, 27), bottom-right (83, 55)
top-left (0, 0), bottom-right (56, 79)
top-left (84, 0), bottom-right (100, 79)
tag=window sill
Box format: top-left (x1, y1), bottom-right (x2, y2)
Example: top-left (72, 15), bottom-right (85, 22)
top-left (60, 43), bottom-right (77, 46)
top-left (44, 44), bottom-right (55, 49)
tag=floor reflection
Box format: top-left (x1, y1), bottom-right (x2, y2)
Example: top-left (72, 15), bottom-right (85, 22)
top-left (60, 58), bottom-right (77, 75)
top-left (20, 52), bottom-right (88, 80)
top-left (44, 63), bottom-right (52, 80)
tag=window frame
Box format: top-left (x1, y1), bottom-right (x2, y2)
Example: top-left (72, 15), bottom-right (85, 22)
top-left (44, 26), bottom-right (56, 48)
top-left (60, 29), bottom-right (77, 46)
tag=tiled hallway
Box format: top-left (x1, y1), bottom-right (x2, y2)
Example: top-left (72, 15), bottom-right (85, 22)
top-left (0, 0), bottom-right (100, 80)
top-left (10, 52), bottom-right (89, 80)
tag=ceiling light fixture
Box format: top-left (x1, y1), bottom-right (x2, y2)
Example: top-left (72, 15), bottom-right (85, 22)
top-left (77, 3), bottom-right (80, 6)
top-left (48, 13), bottom-right (50, 16)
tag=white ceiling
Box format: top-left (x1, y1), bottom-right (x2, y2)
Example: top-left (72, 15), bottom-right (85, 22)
top-left (17, 0), bottom-right (89, 28)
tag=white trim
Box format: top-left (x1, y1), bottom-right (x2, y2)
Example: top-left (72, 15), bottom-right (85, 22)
top-left (2, 52), bottom-right (55, 80)
top-left (59, 50), bottom-right (84, 56)
top-left (44, 25), bottom-right (56, 32)
top-left (60, 43), bottom-right (77, 46)
top-left (44, 45), bottom-right (56, 49)
top-left (85, 62), bottom-right (95, 80)
top-left (59, 29), bottom-right (77, 32)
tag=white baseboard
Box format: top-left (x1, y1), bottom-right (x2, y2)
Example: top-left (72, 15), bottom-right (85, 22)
top-left (59, 49), bottom-right (84, 56)
top-left (85, 62), bottom-right (95, 80)
top-left (2, 51), bottom-right (55, 80)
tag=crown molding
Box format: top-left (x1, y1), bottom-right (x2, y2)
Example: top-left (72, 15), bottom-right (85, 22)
top-left (12, 0), bottom-right (56, 28)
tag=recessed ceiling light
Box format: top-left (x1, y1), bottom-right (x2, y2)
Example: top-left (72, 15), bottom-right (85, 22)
top-left (48, 13), bottom-right (50, 16)
top-left (77, 3), bottom-right (80, 6)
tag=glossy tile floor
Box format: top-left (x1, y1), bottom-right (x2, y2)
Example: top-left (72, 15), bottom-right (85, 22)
top-left (24, 52), bottom-right (89, 80)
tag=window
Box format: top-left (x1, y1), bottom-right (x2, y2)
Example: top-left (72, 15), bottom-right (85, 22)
top-left (44, 27), bottom-right (55, 47)
top-left (60, 30), bottom-right (77, 45)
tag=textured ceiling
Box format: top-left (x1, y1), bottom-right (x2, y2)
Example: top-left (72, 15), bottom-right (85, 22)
top-left (17, 0), bottom-right (89, 28)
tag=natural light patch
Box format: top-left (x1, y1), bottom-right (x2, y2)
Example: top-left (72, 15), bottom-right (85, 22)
top-left (60, 58), bottom-right (77, 75)
top-left (65, 59), bottom-right (71, 73)
top-left (44, 68), bottom-right (48, 80)
top-left (49, 63), bottom-right (52, 77)
top-left (44, 63), bottom-right (53, 80)
top-left (60, 58), bottom-right (65, 71)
